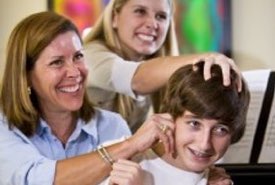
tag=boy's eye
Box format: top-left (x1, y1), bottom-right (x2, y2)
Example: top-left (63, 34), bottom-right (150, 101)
top-left (213, 126), bottom-right (230, 136)
top-left (188, 120), bottom-right (200, 128)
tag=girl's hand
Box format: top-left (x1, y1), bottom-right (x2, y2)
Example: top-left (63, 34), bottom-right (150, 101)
top-left (193, 53), bottom-right (242, 92)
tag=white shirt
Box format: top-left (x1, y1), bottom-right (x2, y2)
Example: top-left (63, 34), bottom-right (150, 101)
top-left (100, 149), bottom-right (208, 185)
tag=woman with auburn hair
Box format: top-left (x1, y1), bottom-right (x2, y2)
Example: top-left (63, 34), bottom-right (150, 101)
top-left (0, 11), bottom-right (174, 185)
top-left (0, 10), bottom-right (236, 185)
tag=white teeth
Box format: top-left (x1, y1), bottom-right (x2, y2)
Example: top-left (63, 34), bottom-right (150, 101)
top-left (59, 84), bottom-right (80, 93)
top-left (137, 34), bottom-right (154, 41)
top-left (192, 150), bottom-right (209, 158)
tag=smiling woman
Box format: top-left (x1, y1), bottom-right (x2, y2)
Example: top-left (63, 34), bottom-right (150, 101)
top-left (0, 11), bottom-right (176, 185)
top-left (29, 31), bottom-right (87, 120)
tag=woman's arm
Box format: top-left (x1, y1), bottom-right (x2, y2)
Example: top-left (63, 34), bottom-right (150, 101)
top-left (132, 53), bottom-right (241, 95)
top-left (0, 112), bottom-right (173, 185)
top-left (54, 113), bottom-right (175, 185)
top-left (85, 42), bottom-right (141, 99)
top-left (85, 42), bottom-right (241, 97)
top-left (55, 140), bottom-right (135, 185)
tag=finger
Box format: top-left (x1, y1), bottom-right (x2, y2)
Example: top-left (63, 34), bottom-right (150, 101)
top-left (213, 55), bottom-right (231, 86)
top-left (218, 57), bottom-right (242, 91)
top-left (192, 57), bottom-right (204, 71)
top-left (109, 174), bottom-right (129, 185)
top-left (221, 64), bottom-right (231, 87)
top-left (110, 168), bottom-right (134, 183)
top-left (237, 76), bottom-right (242, 92)
top-left (158, 128), bottom-right (174, 154)
top-left (228, 58), bottom-right (242, 92)
top-left (110, 160), bottom-right (142, 185)
top-left (220, 178), bottom-right (234, 185)
top-left (209, 166), bottom-right (230, 179)
top-left (112, 160), bottom-right (141, 177)
top-left (208, 178), bottom-right (233, 185)
top-left (154, 115), bottom-right (175, 153)
top-left (113, 159), bottom-right (140, 171)
top-left (162, 126), bottom-right (174, 154)
top-left (156, 113), bottom-right (173, 121)
top-left (203, 57), bottom-right (214, 81)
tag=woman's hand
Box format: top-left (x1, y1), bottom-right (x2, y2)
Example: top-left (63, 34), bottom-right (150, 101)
top-left (128, 113), bottom-right (175, 155)
top-left (208, 166), bottom-right (234, 185)
top-left (109, 159), bottom-right (144, 185)
top-left (193, 52), bottom-right (242, 92)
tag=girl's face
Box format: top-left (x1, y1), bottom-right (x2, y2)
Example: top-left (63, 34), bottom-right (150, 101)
top-left (172, 111), bottom-right (232, 173)
top-left (112, 0), bottom-right (171, 60)
top-left (29, 31), bottom-right (88, 116)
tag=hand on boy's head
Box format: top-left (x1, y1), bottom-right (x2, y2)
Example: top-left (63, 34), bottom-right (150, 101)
top-left (192, 53), bottom-right (242, 92)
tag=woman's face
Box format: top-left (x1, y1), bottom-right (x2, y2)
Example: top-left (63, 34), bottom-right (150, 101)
top-left (112, 0), bottom-right (171, 60)
top-left (172, 111), bottom-right (231, 173)
top-left (29, 31), bottom-right (88, 115)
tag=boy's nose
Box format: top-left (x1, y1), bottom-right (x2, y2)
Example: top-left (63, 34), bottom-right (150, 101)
top-left (198, 131), bottom-right (212, 151)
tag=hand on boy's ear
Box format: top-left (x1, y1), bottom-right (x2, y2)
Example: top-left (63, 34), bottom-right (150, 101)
top-left (131, 113), bottom-right (175, 154)
top-left (208, 166), bottom-right (233, 185)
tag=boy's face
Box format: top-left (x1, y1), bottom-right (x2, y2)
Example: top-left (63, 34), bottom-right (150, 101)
top-left (173, 111), bottom-right (232, 173)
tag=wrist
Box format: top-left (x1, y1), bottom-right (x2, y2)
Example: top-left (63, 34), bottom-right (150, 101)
top-left (119, 137), bottom-right (139, 158)
top-left (106, 137), bottom-right (139, 161)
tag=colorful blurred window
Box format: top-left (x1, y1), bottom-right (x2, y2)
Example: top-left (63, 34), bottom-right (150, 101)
top-left (48, 0), bottom-right (231, 56)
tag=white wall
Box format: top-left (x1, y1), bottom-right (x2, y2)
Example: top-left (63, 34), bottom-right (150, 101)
top-left (0, 0), bottom-right (47, 81)
top-left (0, 0), bottom-right (275, 81)
top-left (232, 0), bottom-right (275, 70)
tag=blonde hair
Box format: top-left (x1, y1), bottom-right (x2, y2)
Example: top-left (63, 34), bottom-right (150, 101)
top-left (84, 0), bottom-right (179, 122)
top-left (0, 11), bottom-right (94, 136)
